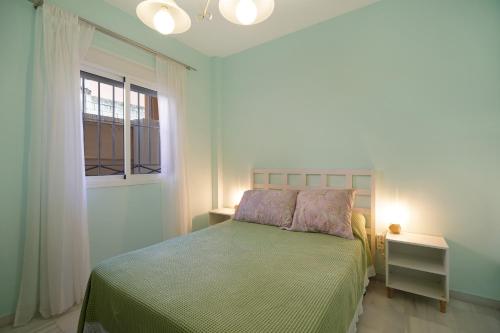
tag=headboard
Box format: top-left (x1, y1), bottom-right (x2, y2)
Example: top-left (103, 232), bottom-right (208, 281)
top-left (251, 168), bottom-right (376, 259)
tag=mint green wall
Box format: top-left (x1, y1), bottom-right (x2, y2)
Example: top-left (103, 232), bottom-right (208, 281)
top-left (0, 0), bottom-right (34, 319)
top-left (217, 0), bottom-right (500, 300)
top-left (2, 0), bottom-right (499, 320)
top-left (87, 185), bottom-right (162, 265)
top-left (0, 0), bottom-right (213, 317)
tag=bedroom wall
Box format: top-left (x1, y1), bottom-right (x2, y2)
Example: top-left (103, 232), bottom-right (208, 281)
top-left (0, 0), bottom-right (213, 318)
top-left (215, 0), bottom-right (500, 301)
top-left (0, 0), bottom-right (34, 319)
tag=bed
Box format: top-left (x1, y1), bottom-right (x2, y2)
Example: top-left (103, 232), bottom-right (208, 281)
top-left (78, 169), bottom-right (376, 333)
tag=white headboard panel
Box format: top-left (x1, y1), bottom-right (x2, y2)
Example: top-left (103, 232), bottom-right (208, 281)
top-left (252, 168), bottom-right (376, 259)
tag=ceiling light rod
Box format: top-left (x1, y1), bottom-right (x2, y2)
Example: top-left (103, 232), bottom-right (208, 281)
top-left (27, 0), bottom-right (196, 71)
top-left (199, 0), bottom-right (213, 21)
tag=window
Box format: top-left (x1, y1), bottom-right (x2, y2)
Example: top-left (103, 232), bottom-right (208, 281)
top-left (81, 72), bottom-right (124, 176)
top-left (130, 85), bottom-right (161, 174)
top-left (80, 70), bottom-right (161, 184)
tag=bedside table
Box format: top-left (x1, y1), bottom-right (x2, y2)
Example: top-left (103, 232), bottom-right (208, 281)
top-left (209, 208), bottom-right (235, 225)
top-left (385, 232), bottom-right (449, 313)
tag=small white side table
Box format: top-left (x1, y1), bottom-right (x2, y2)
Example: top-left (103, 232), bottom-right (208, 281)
top-left (209, 208), bottom-right (235, 225)
top-left (385, 232), bottom-right (449, 313)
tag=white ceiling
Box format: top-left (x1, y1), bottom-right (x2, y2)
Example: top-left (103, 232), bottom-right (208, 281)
top-left (104, 0), bottom-right (378, 57)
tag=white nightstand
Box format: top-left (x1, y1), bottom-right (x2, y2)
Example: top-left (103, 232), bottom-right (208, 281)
top-left (385, 232), bottom-right (449, 313)
top-left (209, 208), bottom-right (235, 225)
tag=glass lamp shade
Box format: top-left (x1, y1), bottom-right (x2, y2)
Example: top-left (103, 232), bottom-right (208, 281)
top-left (219, 0), bottom-right (275, 25)
top-left (136, 0), bottom-right (191, 35)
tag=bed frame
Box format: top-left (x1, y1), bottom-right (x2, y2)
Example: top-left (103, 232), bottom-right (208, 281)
top-left (251, 168), bottom-right (376, 260)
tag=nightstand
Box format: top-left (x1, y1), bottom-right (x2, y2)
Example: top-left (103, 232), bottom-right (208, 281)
top-left (385, 232), bottom-right (449, 313)
top-left (209, 208), bottom-right (235, 225)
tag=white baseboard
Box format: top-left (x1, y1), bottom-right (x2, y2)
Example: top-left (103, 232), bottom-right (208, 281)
top-left (0, 314), bottom-right (14, 328)
top-left (450, 290), bottom-right (500, 310)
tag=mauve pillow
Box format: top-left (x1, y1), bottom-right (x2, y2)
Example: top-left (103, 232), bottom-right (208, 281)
top-left (288, 189), bottom-right (356, 239)
top-left (234, 190), bottom-right (299, 227)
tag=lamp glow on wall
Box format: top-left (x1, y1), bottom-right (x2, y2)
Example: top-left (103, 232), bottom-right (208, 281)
top-left (136, 0), bottom-right (191, 35)
top-left (231, 188), bottom-right (246, 209)
top-left (378, 201), bottom-right (410, 234)
top-left (219, 0), bottom-right (275, 25)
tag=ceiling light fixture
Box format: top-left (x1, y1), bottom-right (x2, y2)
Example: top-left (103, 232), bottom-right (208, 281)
top-left (219, 0), bottom-right (274, 26)
top-left (136, 0), bottom-right (191, 35)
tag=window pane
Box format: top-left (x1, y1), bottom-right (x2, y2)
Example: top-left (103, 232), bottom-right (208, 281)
top-left (139, 93), bottom-right (146, 126)
top-left (81, 72), bottom-right (124, 176)
top-left (115, 86), bottom-right (124, 120)
top-left (149, 127), bottom-right (161, 167)
top-left (130, 87), bottom-right (160, 174)
top-left (130, 90), bottom-right (139, 124)
top-left (84, 79), bottom-right (98, 116)
top-left (83, 78), bottom-right (99, 176)
top-left (113, 87), bottom-right (124, 175)
top-left (150, 96), bottom-right (159, 128)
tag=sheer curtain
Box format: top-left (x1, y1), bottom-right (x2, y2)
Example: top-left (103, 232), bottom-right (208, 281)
top-left (156, 56), bottom-right (191, 238)
top-left (14, 4), bottom-right (94, 326)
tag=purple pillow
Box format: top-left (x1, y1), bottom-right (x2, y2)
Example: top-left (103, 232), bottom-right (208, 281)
top-left (234, 190), bottom-right (298, 227)
top-left (288, 189), bottom-right (356, 239)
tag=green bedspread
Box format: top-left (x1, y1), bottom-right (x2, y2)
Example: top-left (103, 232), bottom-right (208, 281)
top-left (78, 220), bottom-right (369, 333)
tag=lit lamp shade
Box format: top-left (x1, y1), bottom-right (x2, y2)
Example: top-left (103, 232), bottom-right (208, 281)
top-left (379, 201), bottom-right (410, 234)
top-left (136, 0), bottom-right (191, 35)
top-left (219, 0), bottom-right (275, 26)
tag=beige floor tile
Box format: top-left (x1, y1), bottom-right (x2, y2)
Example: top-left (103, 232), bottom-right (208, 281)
top-left (55, 308), bottom-right (80, 333)
top-left (407, 316), bottom-right (454, 333)
top-left (0, 319), bottom-right (60, 333)
top-left (358, 281), bottom-right (499, 333)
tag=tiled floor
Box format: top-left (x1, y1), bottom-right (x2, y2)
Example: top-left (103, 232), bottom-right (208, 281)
top-left (1, 281), bottom-right (499, 333)
top-left (358, 281), bottom-right (500, 333)
top-left (0, 306), bottom-right (80, 333)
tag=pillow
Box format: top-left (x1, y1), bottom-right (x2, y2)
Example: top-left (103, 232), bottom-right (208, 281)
top-left (234, 190), bottom-right (298, 227)
top-left (351, 212), bottom-right (367, 241)
top-left (288, 189), bottom-right (356, 239)
top-left (351, 212), bottom-right (373, 266)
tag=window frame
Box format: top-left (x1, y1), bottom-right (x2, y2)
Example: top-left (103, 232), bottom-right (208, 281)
top-left (81, 70), bottom-right (125, 178)
top-left (81, 64), bottom-right (162, 189)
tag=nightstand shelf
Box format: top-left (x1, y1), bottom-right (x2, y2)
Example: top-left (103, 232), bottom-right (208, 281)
top-left (386, 232), bottom-right (449, 313)
top-left (388, 268), bottom-right (446, 301)
top-left (209, 208), bottom-right (235, 225)
top-left (388, 251), bottom-right (446, 275)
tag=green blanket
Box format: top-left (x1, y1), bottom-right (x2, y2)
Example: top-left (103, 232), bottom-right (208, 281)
top-left (79, 220), bottom-right (368, 333)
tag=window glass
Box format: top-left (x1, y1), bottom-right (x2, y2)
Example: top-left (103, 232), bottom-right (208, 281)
top-left (130, 85), bottom-right (161, 174)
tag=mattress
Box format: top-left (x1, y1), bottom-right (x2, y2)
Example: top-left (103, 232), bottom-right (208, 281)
top-left (78, 220), bottom-right (370, 333)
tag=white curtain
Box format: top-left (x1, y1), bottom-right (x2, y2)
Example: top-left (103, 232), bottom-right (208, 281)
top-left (156, 56), bottom-right (191, 238)
top-left (14, 4), bottom-right (94, 326)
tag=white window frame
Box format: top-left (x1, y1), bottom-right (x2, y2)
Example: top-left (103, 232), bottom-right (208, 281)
top-left (81, 62), bottom-right (162, 189)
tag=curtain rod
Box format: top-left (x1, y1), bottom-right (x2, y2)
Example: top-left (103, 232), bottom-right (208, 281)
top-left (29, 0), bottom-right (197, 71)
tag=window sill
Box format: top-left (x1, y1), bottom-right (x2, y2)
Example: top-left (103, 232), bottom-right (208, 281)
top-left (86, 174), bottom-right (162, 189)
